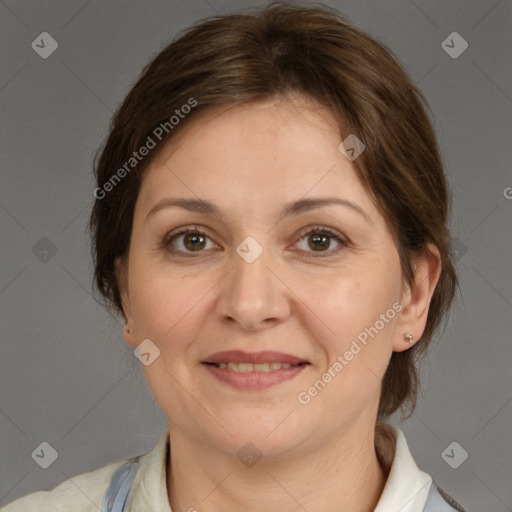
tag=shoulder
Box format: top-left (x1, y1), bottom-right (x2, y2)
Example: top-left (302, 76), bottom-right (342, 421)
top-left (2, 459), bottom-right (128, 512)
top-left (3, 430), bottom-right (170, 512)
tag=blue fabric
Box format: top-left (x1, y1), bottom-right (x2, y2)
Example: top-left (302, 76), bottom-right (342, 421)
top-left (424, 482), bottom-right (466, 512)
top-left (101, 459), bottom-right (140, 512)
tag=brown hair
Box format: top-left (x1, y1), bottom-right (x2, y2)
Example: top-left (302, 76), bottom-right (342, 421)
top-left (89, 1), bottom-right (458, 419)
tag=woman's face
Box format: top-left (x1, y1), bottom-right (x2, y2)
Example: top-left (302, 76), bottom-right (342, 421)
top-left (119, 94), bottom-right (434, 457)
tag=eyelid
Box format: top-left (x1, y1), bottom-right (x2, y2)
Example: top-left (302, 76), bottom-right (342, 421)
top-left (162, 225), bottom-right (219, 250)
top-left (291, 224), bottom-right (349, 256)
top-left (163, 224), bottom-right (349, 256)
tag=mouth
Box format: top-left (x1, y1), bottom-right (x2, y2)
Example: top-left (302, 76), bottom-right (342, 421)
top-left (201, 350), bottom-right (310, 390)
top-left (203, 361), bottom-right (309, 372)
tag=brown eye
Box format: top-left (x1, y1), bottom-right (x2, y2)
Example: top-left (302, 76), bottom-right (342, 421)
top-left (295, 226), bottom-right (348, 256)
top-left (308, 233), bottom-right (331, 251)
top-left (165, 228), bottom-right (219, 255)
top-left (164, 225), bottom-right (347, 257)
top-left (182, 232), bottom-right (207, 251)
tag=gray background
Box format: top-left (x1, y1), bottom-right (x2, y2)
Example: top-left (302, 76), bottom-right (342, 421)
top-left (1, 0), bottom-right (511, 510)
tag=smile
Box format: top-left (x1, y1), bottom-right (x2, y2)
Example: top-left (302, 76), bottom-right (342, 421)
top-left (202, 361), bottom-right (309, 390)
top-left (205, 361), bottom-right (306, 372)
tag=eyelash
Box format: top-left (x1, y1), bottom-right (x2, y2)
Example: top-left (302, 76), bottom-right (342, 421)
top-left (163, 224), bottom-right (349, 258)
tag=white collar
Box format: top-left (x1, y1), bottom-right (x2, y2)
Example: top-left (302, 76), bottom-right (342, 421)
top-left (374, 422), bottom-right (433, 511)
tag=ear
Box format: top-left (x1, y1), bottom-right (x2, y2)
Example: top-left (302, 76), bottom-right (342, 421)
top-left (393, 244), bottom-right (442, 352)
top-left (115, 257), bottom-right (138, 347)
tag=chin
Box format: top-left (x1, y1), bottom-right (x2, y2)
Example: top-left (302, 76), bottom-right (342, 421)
top-left (212, 412), bottom-right (311, 456)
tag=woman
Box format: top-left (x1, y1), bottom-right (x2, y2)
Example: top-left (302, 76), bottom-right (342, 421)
top-left (4, 2), bottom-right (465, 511)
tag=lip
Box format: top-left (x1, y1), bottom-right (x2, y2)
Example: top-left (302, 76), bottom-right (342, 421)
top-left (202, 350), bottom-right (308, 365)
top-left (201, 350), bottom-right (309, 391)
top-left (202, 362), bottom-right (308, 390)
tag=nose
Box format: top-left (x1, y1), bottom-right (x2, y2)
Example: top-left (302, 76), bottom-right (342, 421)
top-left (217, 242), bottom-right (291, 331)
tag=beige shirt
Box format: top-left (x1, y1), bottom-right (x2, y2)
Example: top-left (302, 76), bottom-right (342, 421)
top-left (2, 423), bottom-right (433, 511)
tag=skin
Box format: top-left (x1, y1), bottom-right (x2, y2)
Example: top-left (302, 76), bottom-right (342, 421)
top-left (118, 93), bottom-right (441, 512)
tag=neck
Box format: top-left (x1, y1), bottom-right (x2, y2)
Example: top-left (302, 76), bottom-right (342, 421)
top-left (166, 420), bottom-right (388, 512)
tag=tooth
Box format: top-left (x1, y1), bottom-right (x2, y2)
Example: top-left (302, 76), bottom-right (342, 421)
top-left (238, 363), bottom-right (254, 372)
top-left (219, 361), bottom-right (295, 372)
top-left (254, 363), bottom-right (271, 372)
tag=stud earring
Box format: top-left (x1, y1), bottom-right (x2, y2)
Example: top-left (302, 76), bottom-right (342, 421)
top-left (124, 326), bottom-right (135, 334)
top-left (403, 333), bottom-right (414, 343)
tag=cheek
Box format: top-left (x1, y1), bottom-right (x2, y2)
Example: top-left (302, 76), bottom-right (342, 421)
top-left (312, 259), bottom-right (401, 365)
top-left (128, 258), bottom-right (205, 341)
top-left (321, 262), bottom-right (398, 325)
top-left (132, 277), bottom-right (199, 342)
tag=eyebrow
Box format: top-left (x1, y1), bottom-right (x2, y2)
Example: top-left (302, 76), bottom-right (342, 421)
top-left (146, 196), bottom-right (372, 224)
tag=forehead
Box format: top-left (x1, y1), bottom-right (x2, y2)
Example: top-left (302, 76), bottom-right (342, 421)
top-left (136, 94), bottom-right (376, 222)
